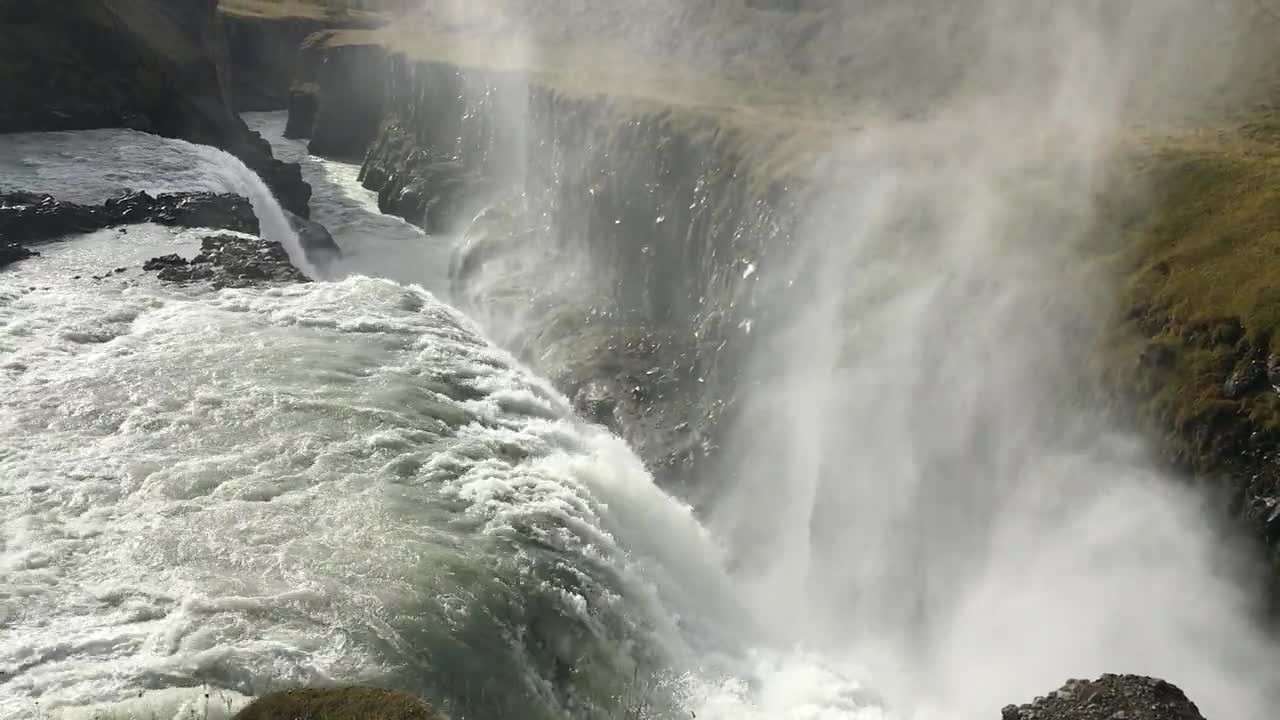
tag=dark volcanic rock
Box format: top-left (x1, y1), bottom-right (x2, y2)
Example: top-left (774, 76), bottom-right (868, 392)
top-left (144, 234), bottom-right (307, 288)
top-left (284, 83), bottom-right (320, 139)
top-left (0, 0), bottom-right (312, 217)
top-left (0, 241), bottom-right (38, 270)
top-left (218, 12), bottom-right (383, 114)
top-left (284, 208), bottom-right (342, 266)
top-left (302, 36), bottom-right (388, 160)
top-left (359, 124), bottom-right (488, 232)
top-left (1225, 357), bottom-right (1266, 399)
top-left (0, 191), bottom-right (258, 246)
top-left (1001, 675), bottom-right (1205, 720)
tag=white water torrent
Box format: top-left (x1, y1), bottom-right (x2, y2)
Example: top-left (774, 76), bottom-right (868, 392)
top-left (4, 3), bottom-right (1280, 711)
top-left (0, 130), bottom-right (743, 720)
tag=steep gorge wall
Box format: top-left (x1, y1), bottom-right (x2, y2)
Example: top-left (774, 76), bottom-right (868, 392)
top-left (284, 28), bottom-right (1280, 589)
top-left (288, 42), bottom-right (806, 496)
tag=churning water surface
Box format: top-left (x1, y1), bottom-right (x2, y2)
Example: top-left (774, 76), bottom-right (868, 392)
top-left (2, 114), bottom-right (1278, 720)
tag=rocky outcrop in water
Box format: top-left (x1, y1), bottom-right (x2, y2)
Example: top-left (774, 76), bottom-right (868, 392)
top-left (0, 241), bottom-right (37, 270)
top-left (0, 0), bottom-right (311, 217)
top-left (144, 233), bottom-right (308, 288)
top-left (0, 191), bottom-right (258, 248)
top-left (1001, 675), bottom-right (1206, 720)
top-left (0, 191), bottom-right (259, 264)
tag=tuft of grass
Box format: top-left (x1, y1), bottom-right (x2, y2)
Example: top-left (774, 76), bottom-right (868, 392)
top-left (231, 687), bottom-right (440, 720)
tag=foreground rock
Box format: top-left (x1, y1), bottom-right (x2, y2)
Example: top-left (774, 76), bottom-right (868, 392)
top-left (1002, 675), bottom-right (1205, 720)
top-left (144, 234), bottom-right (308, 289)
top-left (0, 241), bottom-right (37, 269)
top-left (0, 191), bottom-right (257, 250)
top-left (232, 687), bottom-right (439, 720)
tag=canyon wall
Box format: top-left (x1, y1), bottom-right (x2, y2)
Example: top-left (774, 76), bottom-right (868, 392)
top-left (276, 18), bottom-right (1280, 590)
top-left (0, 0), bottom-right (311, 216)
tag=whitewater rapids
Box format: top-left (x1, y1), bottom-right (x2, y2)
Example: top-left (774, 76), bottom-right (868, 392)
top-left (1, 115), bottom-right (1278, 720)
top-left (0, 130), bottom-right (750, 720)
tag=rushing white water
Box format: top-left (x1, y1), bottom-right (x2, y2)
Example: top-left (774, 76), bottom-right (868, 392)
top-left (5, 38), bottom-right (1280, 716)
top-left (0, 131), bottom-right (751, 720)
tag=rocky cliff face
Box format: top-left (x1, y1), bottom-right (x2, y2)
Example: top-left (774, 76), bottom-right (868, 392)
top-left (286, 39), bottom-right (804, 497)
top-left (0, 0), bottom-right (311, 217)
top-left (218, 11), bottom-right (384, 113)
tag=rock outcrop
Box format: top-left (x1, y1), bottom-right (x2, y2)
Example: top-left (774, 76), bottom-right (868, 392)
top-left (1001, 675), bottom-right (1206, 720)
top-left (0, 0), bottom-right (311, 217)
top-left (0, 190), bottom-right (258, 263)
top-left (144, 233), bottom-right (308, 288)
top-left (288, 34), bottom-right (389, 159)
top-left (232, 687), bottom-right (439, 720)
top-left (218, 10), bottom-right (384, 113)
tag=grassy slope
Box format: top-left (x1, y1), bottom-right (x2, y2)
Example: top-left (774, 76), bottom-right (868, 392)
top-left (1104, 115), bottom-right (1280, 478)
top-left (218, 0), bottom-right (388, 22)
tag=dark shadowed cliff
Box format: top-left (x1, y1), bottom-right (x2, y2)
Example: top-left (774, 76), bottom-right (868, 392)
top-left (0, 0), bottom-right (311, 216)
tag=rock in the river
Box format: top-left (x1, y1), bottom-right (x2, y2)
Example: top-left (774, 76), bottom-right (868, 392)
top-left (284, 208), bottom-right (342, 264)
top-left (144, 233), bottom-right (308, 288)
top-left (0, 191), bottom-right (258, 246)
top-left (284, 83), bottom-right (321, 139)
top-left (0, 240), bottom-right (37, 270)
top-left (1001, 675), bottom-right (1205, 720)
top-left (232, 687), bottom-right (440, 720)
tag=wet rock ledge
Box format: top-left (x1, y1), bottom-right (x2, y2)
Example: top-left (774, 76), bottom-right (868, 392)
top-left (0, 190), bottom-right (306, 290)
top-left (1002, 675), bottom-right (1206, 720)
top-left (144, 233), bottom-right (307, 288)
top-left (0, 191), bottom-right (258, 249)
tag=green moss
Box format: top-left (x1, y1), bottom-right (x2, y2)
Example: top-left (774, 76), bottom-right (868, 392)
top-left (232, 687), bottom-right (440, 720)
top-left (1104, 117), bottom-right (1280, 473)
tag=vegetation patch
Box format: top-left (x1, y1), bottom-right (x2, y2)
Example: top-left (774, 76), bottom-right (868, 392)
top-left (232, 687), bottom-right (440, 720)
top-left (1100, 115), bottom-right (1280, 558)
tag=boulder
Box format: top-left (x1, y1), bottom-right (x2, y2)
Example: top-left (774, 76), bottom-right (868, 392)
top-left (1001, 675), bottom-right (1205, 720)
top-left (143, 233), bottom-right (308, 288)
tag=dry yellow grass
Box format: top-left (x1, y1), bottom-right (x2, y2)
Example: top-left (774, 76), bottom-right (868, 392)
top-left (217, 0), bottom-right (388, 22)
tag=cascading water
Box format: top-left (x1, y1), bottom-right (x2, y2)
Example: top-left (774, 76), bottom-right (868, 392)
top-left (5, 1), bottom-right (1280, 718)
top-left (0, 131), bottom-right (753, 720)
top-left (0, 130), bottom-right (313, 277)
